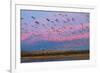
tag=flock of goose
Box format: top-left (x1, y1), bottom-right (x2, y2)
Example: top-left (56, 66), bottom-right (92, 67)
top-left (21, 12), bottom-right (89, 41)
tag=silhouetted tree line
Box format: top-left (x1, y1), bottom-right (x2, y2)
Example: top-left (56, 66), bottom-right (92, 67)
top-left (21, 50), bottom-right (89, 57)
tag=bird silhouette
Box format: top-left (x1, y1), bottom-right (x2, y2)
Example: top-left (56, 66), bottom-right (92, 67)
top-left (35, 21), bottom-right (39, 24)
top-left (63, 20), bottom-right (67, 23)
top-left (67, 18), bottom-right (70, 22)
top-left (72, 18), bottom-right (75, 21)
top-left (21, 17), bottom-right (24, 20)
top-left (55, 19), bottom-right (59, 22)
top-left (65, 14), bottom-right (68, 17)
top-left (31, 16), bottom-right (35, 19)
top-left (23, 23), bottom-right (27, 25)
top-left (46, 18), bottom-right (50, 21)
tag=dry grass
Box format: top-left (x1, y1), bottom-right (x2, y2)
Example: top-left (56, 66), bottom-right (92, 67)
top-left (21, 50), bottom-right (89, 63)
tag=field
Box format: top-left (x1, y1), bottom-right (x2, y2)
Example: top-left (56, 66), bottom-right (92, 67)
top-left (21, 50), bottom-right (89, 63)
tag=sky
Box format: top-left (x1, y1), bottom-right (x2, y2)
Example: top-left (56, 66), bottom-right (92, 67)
top-left (20, 9), bottom-right (89, 51)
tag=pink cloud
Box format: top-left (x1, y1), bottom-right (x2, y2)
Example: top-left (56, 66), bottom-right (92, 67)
top-left (21, 32), bottom-right (33, 41)
top-left (21, 24), bottom-right (89, 43)
top-left (45, 33), bottom-right (89, 42)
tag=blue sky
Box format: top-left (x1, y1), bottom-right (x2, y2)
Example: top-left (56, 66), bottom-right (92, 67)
top-left (21, 9), bottom-right (89, 52)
